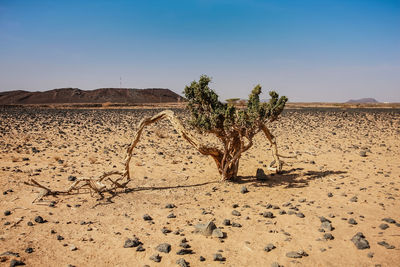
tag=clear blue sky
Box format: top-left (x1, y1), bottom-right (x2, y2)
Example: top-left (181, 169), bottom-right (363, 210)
top-left (0, 0), bottom-right (399, 102)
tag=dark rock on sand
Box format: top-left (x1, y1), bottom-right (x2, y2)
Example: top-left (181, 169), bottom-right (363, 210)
top-left (9, 259), bottom-right (25, 267)
top-left (34, 216), bottom-right (45, 223)
top-left (351, 232), bottom-right (370, 249)
top-left (150, 254), bottom-right (161, 263)
top-left (264, 243), bottom-right (276, 252)
top-left (213, 253), bottom-right (225, 261)
top-left (156, 243), bottom-right (171, 253)
top-left (232, 210), bottom-right (241, 216)
top-left (348, 218), bottom-right (358, 225)
top-left (382, 218), bottom-right (396, 224)
top-left (240, 186), bottom-right (249, 194)
top-left (286, 250), bottom-right (308, 258)
top-left (195, 221), bottom-right (216, 236)
top-left (262, 212), bottom-right (274, 218)
top-left (379, 224), bottom-right (389, 230)
top-left (176, 258), bottom-right (189, 267)
top-left (176, 249), bottom-right (193, 255)
top-left (323, 233), bottom-right (334, 240)
top-left (143, 214), bottom-right (153, 221)
top-left (222, 219), bottom-right (231, 226)
top-left (124, 238), bottom-right (141, 248)
top-left (377, 241), bottom-right (395, 249)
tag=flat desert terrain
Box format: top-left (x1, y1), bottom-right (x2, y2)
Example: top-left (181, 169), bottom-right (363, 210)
top-left (0, 106), bottom-right (399, 267)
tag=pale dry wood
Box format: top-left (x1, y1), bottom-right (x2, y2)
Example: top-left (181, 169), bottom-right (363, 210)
top-left (25, 110), bottom-right (292, 202)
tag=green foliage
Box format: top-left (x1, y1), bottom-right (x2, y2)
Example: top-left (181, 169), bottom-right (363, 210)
top-left (184, 75), bottom-right (288, 134)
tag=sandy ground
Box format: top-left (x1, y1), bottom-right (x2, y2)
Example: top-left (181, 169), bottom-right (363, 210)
top-left (0, 107), bottom-right (399, 267)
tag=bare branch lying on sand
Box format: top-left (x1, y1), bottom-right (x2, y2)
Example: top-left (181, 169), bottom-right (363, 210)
top-left (25, 110), bottom-right (295, 203)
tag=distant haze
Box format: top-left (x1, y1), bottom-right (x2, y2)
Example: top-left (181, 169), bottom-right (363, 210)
top-left (0, 0), bottom-right (399, 102)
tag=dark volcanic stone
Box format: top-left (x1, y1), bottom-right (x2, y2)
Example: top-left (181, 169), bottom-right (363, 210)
top-left (176, 249), bottom-right (193, 255)
top-left (156, 243), bottom-right (171, 253)
top-left (377, 241), bottom-right (395, 249)
top-left (232, 222), bottom-right (242, 227)
top-left (213, 253), bottom-right (225, 261)
top-left (34, 216), bottom-right (45, 223)
top-left (256, 168), bottom-right (268, 180)
top-left (279, 210), bottom-right (286, 215)
top-left (143, 214), bottom-right (153, 221)
top-left (240, 186), bottom-right (249, 194)
top-left (25, 247), bottom-right (34, 253)
top-left (165, 203), bottom-right (176, 209)
top-left (286, 251), bottom-right (303, 259)
top-left (161, 227), bottom-right (172, 234)
top-left (57, 235), bottom-right (64, 241)
top-left (199, 256), bottom-right (206, 261)
top-left (180, 242), bottom-right (190, 248)
top-left (264, 243), bottom-right (276, 252)
top-left (348, 218), bottom-right (358, 225)
top-left (136, 246), bottom-right (146, 252)
top-left (351, 232), bottom-right (370, 249)
top-left (319, 216), bottom-right (331, 223)
top-left (321, 221), bottom-right (333, 231)
top-left (167, 213), bottom-right (176, 218)
top-left (232, 210), bottom-right (241, 216)
top-left (124, 238), bottom-right (141, 248)
top-left (296, 212), bottom-right (305, 218)
top-left (176, 258), bottom-right (188, 267)
top-left (327, 192), bottom-right (333, 197)
top-left (382, 218), bottom-right (396, 224)
top-left (9, 260), bottom-right (25, 267)
top-left (262, 212), bottom-right (274, 218)
top-left (195, 221), bottom-right (216, 236)
top-left (379, 224), bottom-right (389, 230)
top-left (222, 219), bottom-right (231, 226)
top-left (324, 233), bottom-right (334, 240)
top-left (67, 175), bottom-right (76, 181)
top-left (350, 196), bottom-right (358, 202)
top-left (136, 245), bottom-right (145, 252)
top-left (4, 210), bottom-right (11, 216)
top-left (150, 254), bottom-right (161, 262)
top-left (0, 251), bottom-right (20, 257)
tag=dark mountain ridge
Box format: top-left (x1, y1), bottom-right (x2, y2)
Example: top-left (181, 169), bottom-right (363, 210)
top-left (0, 88), bottom-right (182, 104)
top-left (346, 98), bottom-right (379, 103)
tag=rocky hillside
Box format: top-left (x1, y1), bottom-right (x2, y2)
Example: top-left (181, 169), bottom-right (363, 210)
top-left (0, 88), bottom-right (182, 105)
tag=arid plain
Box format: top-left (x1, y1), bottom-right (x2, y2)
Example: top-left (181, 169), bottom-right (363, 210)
top-left (0, 106), bottom-right (399, 266)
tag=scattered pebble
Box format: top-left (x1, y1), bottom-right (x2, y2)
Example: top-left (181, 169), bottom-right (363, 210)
top-left (213, 253), bottom-right (225, 261)
top-left (150, 254), bottom-right (161, 263)
top-left (264, 243), bottom-right (276, 252)
top-left (34, 216), bottom-right (45, 224)
top-left (156, 243), bottom-right (171, 253)
top-left (143, 214), bottom-right (153, 221)
top-left (351, 232), bottom-right (370, 250)
top-left (240, 186), bottom-right (249, 194)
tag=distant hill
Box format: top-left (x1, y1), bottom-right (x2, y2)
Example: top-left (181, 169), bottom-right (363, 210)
top-left (346, 98), bottom-right (379, 103)
top-left (0, 88), bottom-right (182, 105)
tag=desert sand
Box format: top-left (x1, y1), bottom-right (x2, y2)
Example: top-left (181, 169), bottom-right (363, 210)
top-left (0, 106), bottom-right (399, 267)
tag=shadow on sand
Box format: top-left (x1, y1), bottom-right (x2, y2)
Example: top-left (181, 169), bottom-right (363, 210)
top-left (92, 168), bottom-right (346, 206)
top-left (233, 168), bottom-right (347, 189)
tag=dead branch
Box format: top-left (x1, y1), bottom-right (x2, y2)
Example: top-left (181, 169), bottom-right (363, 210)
top-left (25, 109), bottom-right (295, 202)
